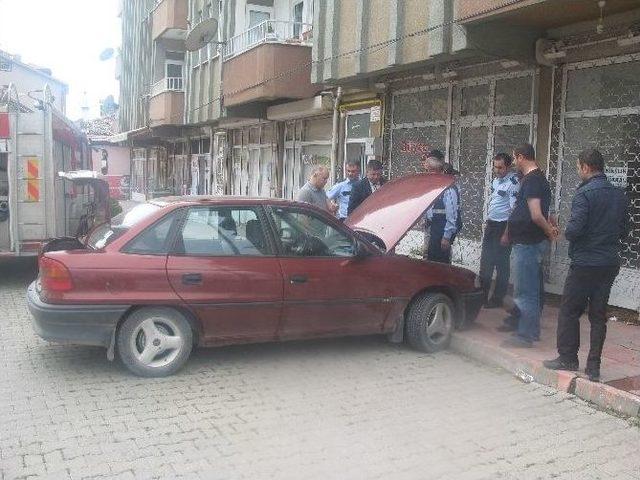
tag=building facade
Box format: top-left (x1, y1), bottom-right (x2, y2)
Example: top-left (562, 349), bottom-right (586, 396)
top-left (117, 0), bottom-right (640, 311)
top-left (312, 0), bottom-right (640, 311)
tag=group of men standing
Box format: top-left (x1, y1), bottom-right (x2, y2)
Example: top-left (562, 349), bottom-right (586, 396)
top-left (295, 142), bottom-right (629, 382)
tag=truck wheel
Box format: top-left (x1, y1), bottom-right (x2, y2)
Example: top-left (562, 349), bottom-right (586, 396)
top-left (117, 307), bottom-right (193, 377)
top-left (405, 293), bottom-right (455, 353)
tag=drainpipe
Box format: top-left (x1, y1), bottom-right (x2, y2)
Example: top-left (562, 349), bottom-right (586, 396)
top-left (330, 86), bottom-right (343, 184)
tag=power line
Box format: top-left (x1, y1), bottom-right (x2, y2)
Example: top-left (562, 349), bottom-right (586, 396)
top-left (190, 0), bottom-right (532, 113)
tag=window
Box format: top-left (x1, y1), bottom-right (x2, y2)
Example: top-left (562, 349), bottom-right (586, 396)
top-left (165, 61), bottom-right (183, 90)
top-left (176, 207), bottom-right (270, 256)
top-left (271, 207), bottom-right (355, 257)
top-left (293, 2), bottom-right (304, 38)
top-left (123, 209), bottom-right (178, 255)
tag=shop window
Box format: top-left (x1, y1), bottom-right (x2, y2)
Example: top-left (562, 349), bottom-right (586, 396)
top-left (393, 88), bottom-right (448, 125)
top-left (248, 126), bottom-right (260, 144)
top-left (346, 113), bottom-right (370, 138)
top-left (493, 124), bottom-right (530, 156)
top-left (495, 76), bottom-right (532, 116)
top-left (457, 126), bottom-right (489, 242)
top-left (304, 117), bottom-right (333, 141)
top-left (566, 62), bottom-right (640, 112)
top-left (460, 84), bottom-right (490, 117)
top-left (390, 126), bottom-right (446, 178)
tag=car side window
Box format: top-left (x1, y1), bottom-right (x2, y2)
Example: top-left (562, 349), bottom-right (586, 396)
top-left (175, 207), bottom-right (270, 256)
top-left (123, 211), bottom-right (178, 255)
top-left (270, 207), bottom-right (355, 257)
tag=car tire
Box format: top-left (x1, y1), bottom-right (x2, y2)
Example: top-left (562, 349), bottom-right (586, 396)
top-left (405, 292), bottom-right (455, 353)
top-left (117, 307), bottom-right (193, 377)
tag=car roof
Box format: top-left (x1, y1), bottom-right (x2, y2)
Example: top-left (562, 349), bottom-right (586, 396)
top-left (149, 195), bottom-right (313, 209)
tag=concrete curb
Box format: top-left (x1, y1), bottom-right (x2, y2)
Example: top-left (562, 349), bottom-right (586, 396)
top-left (451, 333), bottom-right (640, 418)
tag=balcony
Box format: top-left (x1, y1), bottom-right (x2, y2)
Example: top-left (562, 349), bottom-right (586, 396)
top-left (149, 77), bottom-right (184, 127)
top-left (223, 20), bottom-right (312, 60)
top-left (151, 77), bottom-right (184, 97)
top-left (222, 20), bottom-right (318, 108)
top-left (151, 0), bottom-right (188, 41)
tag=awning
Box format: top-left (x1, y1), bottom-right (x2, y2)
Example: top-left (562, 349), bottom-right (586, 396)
top-left (267, 95), bottom-right (332, 121)
top-left (107, 126), bottom-right (149, 144)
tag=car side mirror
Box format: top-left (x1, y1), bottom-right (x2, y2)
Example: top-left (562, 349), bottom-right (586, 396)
top-left (353, 240), bottom-right (370, 259)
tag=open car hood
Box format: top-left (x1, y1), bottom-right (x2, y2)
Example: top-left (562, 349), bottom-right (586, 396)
top-left (345, 173), bottom-right (454, 253)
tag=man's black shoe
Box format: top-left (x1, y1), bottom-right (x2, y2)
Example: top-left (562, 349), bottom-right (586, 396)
top-left (543, 357), bottom-right (579, 371)
top-left (585, 368), bottom-right (600, 382)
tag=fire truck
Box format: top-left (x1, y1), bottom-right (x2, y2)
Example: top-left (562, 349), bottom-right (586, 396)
top-left (0, 84), bottom-right (109, 256)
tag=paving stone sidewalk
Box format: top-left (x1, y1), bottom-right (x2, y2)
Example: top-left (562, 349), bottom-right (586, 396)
top-left (452, 305), bottom-right (640, 417)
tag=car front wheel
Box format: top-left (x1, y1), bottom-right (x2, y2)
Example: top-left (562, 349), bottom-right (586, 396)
top-left (405, 292), bottom-right (455, 353)
top-left (117, 307), bottom-right (193, 377)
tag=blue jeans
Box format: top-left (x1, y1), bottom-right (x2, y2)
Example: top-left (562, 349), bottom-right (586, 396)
top-left (512, 241), bottom-right (548, 342)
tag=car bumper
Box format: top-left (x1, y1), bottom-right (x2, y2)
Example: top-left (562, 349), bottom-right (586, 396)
top-left (458, 288), bottom-right (484, 327)
top-left (27, 281), bottom-right (129, 347)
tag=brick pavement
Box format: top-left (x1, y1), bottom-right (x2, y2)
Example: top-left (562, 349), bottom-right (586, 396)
top-left (1, 258), bottom-right (640, 480)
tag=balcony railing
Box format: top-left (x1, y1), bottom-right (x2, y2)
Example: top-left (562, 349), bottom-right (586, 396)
top-left (151, 77), bottom-right (184, 97)
top-left (223, 20), bottom-right (312, 61)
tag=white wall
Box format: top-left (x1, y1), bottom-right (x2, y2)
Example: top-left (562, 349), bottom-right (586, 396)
top-left (0, 61), bottom-right (67, 114)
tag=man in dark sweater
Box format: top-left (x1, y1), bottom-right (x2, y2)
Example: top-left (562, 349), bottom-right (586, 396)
top-left (500, 143), bottom-right (558, 348)
top-left (544, 149), bottom-right (629, 382)
top-left (347, 159), bottom-right (385, 215)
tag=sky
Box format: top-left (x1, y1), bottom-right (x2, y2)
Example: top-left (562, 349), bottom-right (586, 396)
top-left (0, 0), bottom-right (121, 120)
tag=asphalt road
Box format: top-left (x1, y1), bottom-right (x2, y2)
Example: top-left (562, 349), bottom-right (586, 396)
top-left (1, 258), bottom-right (639, 480)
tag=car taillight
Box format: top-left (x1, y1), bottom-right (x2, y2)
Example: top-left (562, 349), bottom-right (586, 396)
top-left (39, 256), bottom-right (73, 292)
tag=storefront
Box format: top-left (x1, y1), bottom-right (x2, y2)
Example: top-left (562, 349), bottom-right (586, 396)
top-left (389, 68), bottom-right (537, 263)
top-left (547, 53), bottom-right (640, 309)
top-left (229, 123), bottom-right (278, 198)
top-left (283, 115), bottom-right (333, 199)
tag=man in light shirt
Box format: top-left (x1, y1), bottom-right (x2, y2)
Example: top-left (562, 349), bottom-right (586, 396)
top-left (327, 160), bottom-right (361, 221)
top-left (479, 153), bottom-right (519, 308)
top-left (295, 165), bottom-right (336, 213)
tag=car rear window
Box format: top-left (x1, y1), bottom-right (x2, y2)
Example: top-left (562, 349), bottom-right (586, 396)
top-left (87, 203), bottom-right (162, 249)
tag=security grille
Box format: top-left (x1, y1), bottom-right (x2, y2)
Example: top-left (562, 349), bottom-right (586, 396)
top-left (554, 54), bottom-right (640, 271)
top-left (389, 70), bottom-right (536, 261)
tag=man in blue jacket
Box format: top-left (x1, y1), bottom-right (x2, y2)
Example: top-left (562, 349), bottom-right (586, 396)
top-left (544, 149), bottom-right (629, 382)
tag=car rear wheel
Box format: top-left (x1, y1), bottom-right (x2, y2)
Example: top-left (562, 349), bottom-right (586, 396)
top-left (405, 293), bottom-right (455, 353)
top-left (117, 307), bottom-right (193, 377)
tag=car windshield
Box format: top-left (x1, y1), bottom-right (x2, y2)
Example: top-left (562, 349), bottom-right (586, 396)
top-left (86, 203), bottom-right (162, 249)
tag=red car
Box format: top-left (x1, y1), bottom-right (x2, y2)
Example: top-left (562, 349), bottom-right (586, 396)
top-left (28, 173), bottom-right (483, 377)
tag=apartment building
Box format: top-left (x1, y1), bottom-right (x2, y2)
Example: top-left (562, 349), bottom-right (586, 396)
top-left (118, 0), bottom-right (328, 201)
top-left (312, 0), bottom-right (640, 311)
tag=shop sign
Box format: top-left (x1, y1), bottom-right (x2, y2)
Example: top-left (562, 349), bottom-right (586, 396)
top-left (605, 165), bottom-right (628, 189)
top-left (399, 140), bottom-right (431, 156)
top-left (370, 105), bottom-right (381, 123)
top-left (105, 175), bottom-right (131, 200)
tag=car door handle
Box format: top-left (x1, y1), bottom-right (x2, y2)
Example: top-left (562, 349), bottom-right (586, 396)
top-left (289, 275), bottom-right (308, 284)
top-left (181, 273), bottom-right (202, 285)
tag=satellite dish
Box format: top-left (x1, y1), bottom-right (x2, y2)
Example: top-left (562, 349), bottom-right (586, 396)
top-left (99, 48), bottom-right (115, 61)
top-left (185, 17), bottom-right (220, 51)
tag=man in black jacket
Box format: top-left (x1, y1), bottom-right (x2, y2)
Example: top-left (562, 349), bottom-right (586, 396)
top-left (544, 149), bottom-right (629, 382)
top-left (347, 159), bottom-right (385, 215)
